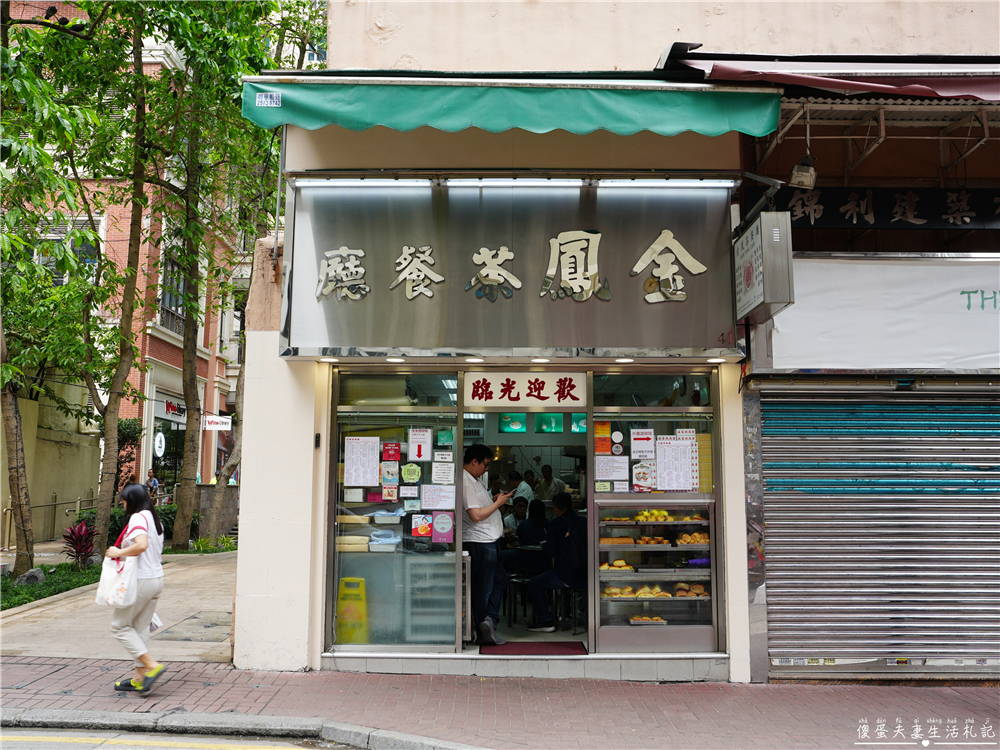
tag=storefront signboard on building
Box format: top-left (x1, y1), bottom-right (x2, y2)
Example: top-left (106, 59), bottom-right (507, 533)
top-left (463, 372), bottom-right (586, 408)
top-left (733, 212), bottom-right (794, 323)
top-left (288, 184), bottom-right (735, 356)
top-left (203, 414), bottom-right (232, 431)
top-left (746, 187), bottom-right (1000, 230)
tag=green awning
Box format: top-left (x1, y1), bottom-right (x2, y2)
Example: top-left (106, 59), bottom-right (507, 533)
top-left (241, 78), bottom-right (780, 138)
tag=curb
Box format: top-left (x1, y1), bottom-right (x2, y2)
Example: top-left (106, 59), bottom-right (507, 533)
top-left (0, 707), bottom-right (484, 750)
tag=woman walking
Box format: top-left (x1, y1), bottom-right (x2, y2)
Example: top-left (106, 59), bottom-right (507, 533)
top-left (105, 483), bottom-right (167, 693)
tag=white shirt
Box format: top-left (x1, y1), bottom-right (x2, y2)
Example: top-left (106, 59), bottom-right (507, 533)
top-left (462, 469), bottom-right (502, 543)
top-left (512, 480), bottom-right (534, 503)
top-left (536, 477), bottom-right (567, 504)
top-left (124, 509), bottom-right (164, 579)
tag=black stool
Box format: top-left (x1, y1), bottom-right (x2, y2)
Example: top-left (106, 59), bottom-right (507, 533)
top-left (504, 574), bottom-right (532, 627)
top-left (557, 588), bottom-right (587, 635)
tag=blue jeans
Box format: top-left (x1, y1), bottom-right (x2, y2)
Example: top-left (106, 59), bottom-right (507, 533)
top-left (529, 569), bottom-right (568, 623)
top-left (466, 539), bottom-right (507, 628)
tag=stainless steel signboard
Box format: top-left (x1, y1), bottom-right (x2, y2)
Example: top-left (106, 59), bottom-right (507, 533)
top-left (286, 184), bottom-right (735, 355)
top-left (734, 212), bottom-right (794, 324)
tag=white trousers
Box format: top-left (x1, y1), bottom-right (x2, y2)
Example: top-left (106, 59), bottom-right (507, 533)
top-left (110, 576), bottom-right (163, 666)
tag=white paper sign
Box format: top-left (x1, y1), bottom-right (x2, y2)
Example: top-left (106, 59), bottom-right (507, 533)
top-left (399, 485), bottom-right (420, 498)
top-left (676, 429), bottom-right (700, 489)
top-left (613, 481), bottom-right (630, 493)
top-left (344, 488), bottom-right (364, 503)
top-left (421, 484), bottom-right (456, 510)
top-left (408, 428), bottom-right (433, 461)
top-left (595, 455), bottom-right (629, 481)
top-left (656, 436), bottom-right (692, 490)
top-left (403, 498), bottom-right (421, 511)
top-left (630, 429), bottom-right (655, 461)
top-left (344, 436), bottom-right (380, 486)
top-left (432, 462), bottom-right (455, 484)
top-left (433, 451), bottom-right (453, 463)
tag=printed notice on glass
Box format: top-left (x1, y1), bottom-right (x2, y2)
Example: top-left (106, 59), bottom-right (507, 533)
top-left (399, 485), bottom-right (420, 498)
top-left (656, 436), bottom-right (692, 490)
top-left (630, 429), bottom-right (656, 461)
top-left (421, 484), bottom-right (456, 510)
top-left (344, 436), bottom-right (380, 486)
top-left (432, 461), bottom-right (455, 484)
top-left (408, 428), bottom-right (433, 461)
top-left (595, 455), bottom-right (629, 482)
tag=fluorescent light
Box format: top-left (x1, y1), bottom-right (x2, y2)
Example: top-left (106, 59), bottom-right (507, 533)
top-left (599, 179), bottom-right (737, 189)
top-left (319, 358), bottom-right (339, 363)
top-left (442, 379), bottom-right (458, 389)
top-left (706, 358), bottom-right (726, 363)
top-left (447, 179), bottom-right (585, 188)
top-left (615, 358), bottom-right (634, 363)
top-left (465, 358), bottom-right (485, 363)
top-left (386, 357), bottom-right (405, 363)
top-left (531, 358), bottom-right (550, 363)
top-left (295, 179), bottom-right (432, 188)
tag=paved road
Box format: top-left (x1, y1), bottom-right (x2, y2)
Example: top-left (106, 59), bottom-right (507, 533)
top-left (0, 729), bottom-right (324, 750)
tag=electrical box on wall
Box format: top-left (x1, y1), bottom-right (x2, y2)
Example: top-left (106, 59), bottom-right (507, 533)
top-left (733, 212), bottom-right (794, 324)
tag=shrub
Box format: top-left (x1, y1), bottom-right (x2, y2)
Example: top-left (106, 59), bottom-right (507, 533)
top-left (62, 521), bottom-right (97, 569)
top-left (192, 536), bottom-right (215, 552)
top-left (76, 504), bottom-right (200, 546)
top-left (1, 562), bottom-right (103, 611)
top-left (216, 535), bottom-right (237, 552)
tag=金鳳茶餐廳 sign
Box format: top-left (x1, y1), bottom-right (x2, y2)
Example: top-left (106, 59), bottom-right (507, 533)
top-left (287, 184), bottom-right (735, 354)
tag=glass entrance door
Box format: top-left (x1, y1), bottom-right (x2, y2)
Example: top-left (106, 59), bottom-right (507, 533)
top-left (464, 410), bottom-right (589, 646)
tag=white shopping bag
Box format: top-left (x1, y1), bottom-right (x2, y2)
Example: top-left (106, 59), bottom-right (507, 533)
top-left (95, 555), bottom-right (139, 608)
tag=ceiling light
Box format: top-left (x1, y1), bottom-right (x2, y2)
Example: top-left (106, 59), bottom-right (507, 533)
top-left (615, 358), bottom-right (634, 363)
top-left (319, 358), bottom-right (339, 363)
top-left (386, 357), bottom-right (405, 363)
top-left (531, 358), bottom-right (550, 363)
top-left (706, 358), bottom-right (726, 363)
top-left (465, 358), bottom-right (484, 363)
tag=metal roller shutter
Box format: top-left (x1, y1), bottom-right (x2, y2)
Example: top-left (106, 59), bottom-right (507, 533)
top-left (759, 390), bottom-right (1000, 664)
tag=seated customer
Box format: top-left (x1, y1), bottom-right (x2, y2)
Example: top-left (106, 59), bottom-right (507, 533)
top-left (509, 500), bottom-right (548, 576)
top-left (527, 492), bottom-right (586, 632)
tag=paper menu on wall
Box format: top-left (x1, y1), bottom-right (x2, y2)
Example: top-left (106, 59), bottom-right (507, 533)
top-left (676, 429), bottom-right (700, 490)
top-left (421, 484), bottom-right (455, 510)
top-left (656, 436), bottom-right (695, 490)
top-left (632, 461), bottom-right (656, 493)
top-left (595, 455), bottom-right (629, 481)
top-left (344, 436), bottom-right (380, 486)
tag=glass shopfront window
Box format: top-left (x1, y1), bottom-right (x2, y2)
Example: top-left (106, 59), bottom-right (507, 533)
top-left (330, 370), bottom-right (720, 656)
top-left (151, 417), bottom-right (185, 497)
top-left (333, 412), bottom-right (458, 648)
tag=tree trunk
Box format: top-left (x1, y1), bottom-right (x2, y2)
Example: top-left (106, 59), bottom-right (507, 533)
top-left (206, 354), bottom-right (244, 540)
top-left (171, 69), bottom-right (203, 550)
top-left (1, 313), bottom-right (35, 577)
top-left (93, 7), bottom-right (147, 554)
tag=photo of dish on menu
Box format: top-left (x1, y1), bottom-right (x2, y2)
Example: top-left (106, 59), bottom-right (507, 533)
top-left (632, 461), bottom-right (656, 492)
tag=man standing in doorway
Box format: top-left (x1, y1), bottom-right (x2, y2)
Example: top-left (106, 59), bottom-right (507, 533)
top-left (463, 444), bottom-right (513, 646)
top-left (535, 464), bottom-right (567, 506)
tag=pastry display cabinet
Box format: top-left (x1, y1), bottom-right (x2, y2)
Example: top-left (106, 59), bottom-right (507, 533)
top-left (593, 502), bottom-right (717, 652)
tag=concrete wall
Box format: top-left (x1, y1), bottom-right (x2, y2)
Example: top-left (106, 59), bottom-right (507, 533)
top-left (327, 1), bottom-right (999, 72)
top-left (233, 330), bottom-right (329, 671)
top-left (196, 484), bottom-right (241, 539)
top-left (1, 397), bottom-right (101, 547)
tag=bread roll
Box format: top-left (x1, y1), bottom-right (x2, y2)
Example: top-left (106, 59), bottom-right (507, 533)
top-left (674, 582), bottom-right (690, 591)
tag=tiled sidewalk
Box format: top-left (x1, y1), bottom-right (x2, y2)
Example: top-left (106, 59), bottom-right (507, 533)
top-left (2, 656), bottom-right (997, 750)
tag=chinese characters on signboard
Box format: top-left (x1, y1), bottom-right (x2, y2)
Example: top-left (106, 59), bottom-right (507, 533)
top-left (748, 187), bottom-right (1000, 230)
top-left (462, 372), bottom-right (587, 407)
top-left (320, 230), bottom-right (710, 306)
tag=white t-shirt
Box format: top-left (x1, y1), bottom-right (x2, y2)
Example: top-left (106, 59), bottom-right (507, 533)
top-left (123, 509), bottom-right (164, 579)
top-left (536, 477), bottom-right (567, 504)
top-left (462, 469), bottom-right (502, 543)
